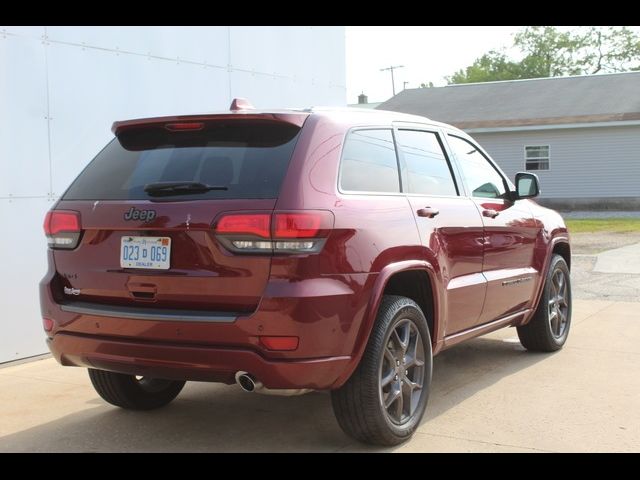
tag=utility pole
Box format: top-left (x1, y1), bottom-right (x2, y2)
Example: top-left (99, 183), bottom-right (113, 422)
top-left (380, 65), bottom-right (404, 96)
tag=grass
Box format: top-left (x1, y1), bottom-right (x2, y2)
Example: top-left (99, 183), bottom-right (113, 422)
top-left (565, 218), bottom-right (640, 233)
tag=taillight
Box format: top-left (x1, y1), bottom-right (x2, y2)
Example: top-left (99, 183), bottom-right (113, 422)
top-left (43, 210), bottom-right (81, 249)
top-left (216, 214), bottom-right (271, 238)
top-left (214, 211), bottom-right (333, 254)
top-left (274, 213), bottom-right (322, 238)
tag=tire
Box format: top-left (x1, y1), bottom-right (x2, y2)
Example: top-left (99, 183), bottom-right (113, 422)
top-left (88, 369), bottom-right (185, 410)
top-left (517, 254), bottom-right (572, 352)
top-left (331, 295), bottom-right (433, 446)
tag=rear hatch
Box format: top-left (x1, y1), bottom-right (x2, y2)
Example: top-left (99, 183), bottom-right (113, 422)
top-left (50, 114), bottom-right (306, 314)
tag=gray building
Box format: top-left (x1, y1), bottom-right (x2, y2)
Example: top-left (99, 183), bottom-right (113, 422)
top-left (377, 72), bottom-right (640, 210)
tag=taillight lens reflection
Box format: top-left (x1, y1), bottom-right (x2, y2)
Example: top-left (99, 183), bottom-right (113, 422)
top-left (216, 214), bottom-right (271, 238)
top-left (274, 213), bottom-right (322, 238)
top-left (44, 211), bottom-right (80, 235)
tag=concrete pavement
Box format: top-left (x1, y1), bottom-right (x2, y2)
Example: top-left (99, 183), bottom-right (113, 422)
top-left (0, 298), bottom-right (638, 452)
top-left (595, 242), bottom-right (640, 274)
top-left (571, 234), bottom-right (640, 302)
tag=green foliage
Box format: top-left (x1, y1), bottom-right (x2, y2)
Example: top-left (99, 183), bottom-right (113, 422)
top-left (445, 26), bottom-right (640, 85)
top-left (575, 26), bottom-right (640, 73)
top-left (565, 218), bottom-right (640, 234)
top-left (448, 51), bottom-right (532, 84)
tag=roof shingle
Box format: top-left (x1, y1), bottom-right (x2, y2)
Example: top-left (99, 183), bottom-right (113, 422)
top-left (376, 72), bottom-right (640, 128)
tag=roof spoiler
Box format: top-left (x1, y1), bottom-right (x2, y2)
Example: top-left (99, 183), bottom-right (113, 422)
top-left (112, 99), bottom-right (307, 136)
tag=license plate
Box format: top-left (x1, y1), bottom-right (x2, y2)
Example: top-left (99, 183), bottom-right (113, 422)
top-left (120, 236), bottom-right (171, 270)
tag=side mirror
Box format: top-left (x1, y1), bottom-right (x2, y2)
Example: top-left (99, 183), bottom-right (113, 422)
top-left (514, 172), bottom-right (540, 199)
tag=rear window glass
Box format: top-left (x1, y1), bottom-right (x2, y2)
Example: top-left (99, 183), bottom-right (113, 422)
top-left (63, 121), bottom-right (302, 201)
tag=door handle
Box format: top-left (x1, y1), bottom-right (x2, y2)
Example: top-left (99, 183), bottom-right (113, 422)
top-left (416, 207), bottom-right (440, 218)
top-left (482, 209), bottom-right (500, 218)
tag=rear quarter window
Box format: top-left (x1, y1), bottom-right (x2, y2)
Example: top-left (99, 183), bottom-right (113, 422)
top-left (339, 129), bottom-right (400, 193)
top-left (63, 121), bottom-right (301, 201)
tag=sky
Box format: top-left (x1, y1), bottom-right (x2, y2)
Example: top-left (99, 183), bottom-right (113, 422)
top-left (346, 26), bottom-right (524, 104)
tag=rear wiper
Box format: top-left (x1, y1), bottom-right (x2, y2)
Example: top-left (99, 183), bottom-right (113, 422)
top-left (144, 181), bottom-right (228, 196)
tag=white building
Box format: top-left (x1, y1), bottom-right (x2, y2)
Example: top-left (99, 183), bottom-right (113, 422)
top-left (0, 26), bottom-right (346, 362)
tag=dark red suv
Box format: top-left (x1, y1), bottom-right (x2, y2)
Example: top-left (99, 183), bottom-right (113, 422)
top-left (40, 100), bottom-right (572, 446)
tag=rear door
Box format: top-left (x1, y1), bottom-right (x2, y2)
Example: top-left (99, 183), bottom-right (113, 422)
top-left (395, 126), bottom-right (486, 335)
top-left (444, 133), bottom-right (539, 324)
top-left (53, 117), bottom-right (304, 314)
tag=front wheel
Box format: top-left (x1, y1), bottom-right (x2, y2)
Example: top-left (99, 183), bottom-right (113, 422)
top-left (331, 295), bottom-right (433, 446)
top-left (88, 369), bottom-right (185, 410)
top-left (517, 254), bottom-right (572, 352)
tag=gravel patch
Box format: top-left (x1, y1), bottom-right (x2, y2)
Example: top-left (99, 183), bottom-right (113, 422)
top-left (570, 232), bottom-right (640, 255)
top-left (569, 233), bottom-right (640, 302)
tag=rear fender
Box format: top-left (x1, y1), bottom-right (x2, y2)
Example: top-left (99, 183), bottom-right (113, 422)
top-left (331, 260), bottom-right (440, 388)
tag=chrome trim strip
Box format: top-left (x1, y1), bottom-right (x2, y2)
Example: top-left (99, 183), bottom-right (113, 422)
top-left (502, 276), bottom-right (533, 286)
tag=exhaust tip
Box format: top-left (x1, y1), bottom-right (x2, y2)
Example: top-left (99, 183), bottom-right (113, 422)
top-left (235, 371), bottom-right (258, 392)
top-left (234, 371), bottom-right (311, 396)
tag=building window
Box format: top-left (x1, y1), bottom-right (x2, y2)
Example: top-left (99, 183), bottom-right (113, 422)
top-left (525, 145), bottom-right (550, 171)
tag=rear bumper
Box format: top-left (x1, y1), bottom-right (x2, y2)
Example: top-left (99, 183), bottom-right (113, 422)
top-left (48, 332), bottom-right (350, 389)
top-left (40, 251), bottom-right (376, 390)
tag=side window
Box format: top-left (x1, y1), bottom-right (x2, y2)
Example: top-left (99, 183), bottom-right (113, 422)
top-left (396, 129), bottom-right (458, 196)
top-left (339, 129), bottom-right (400, 193)
top-left (447, 135), bottom-right (507, 199)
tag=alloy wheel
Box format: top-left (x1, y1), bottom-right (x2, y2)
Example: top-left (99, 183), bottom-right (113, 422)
top-left (548, 268), bottom-right (569, 338)
top-left (379, 318), bottom-right (426, 425)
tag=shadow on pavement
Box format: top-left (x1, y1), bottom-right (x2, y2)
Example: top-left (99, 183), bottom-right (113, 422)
top-left (0, 336), bottom-right (552, 452)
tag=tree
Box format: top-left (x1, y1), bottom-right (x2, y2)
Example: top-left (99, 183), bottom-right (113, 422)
top-left (447, 51), bottom-right (531, 84)
top-left (446, 26), bottom-right (640, 84)
top-left (576, 26), bottom-right (640, 73)
top-left (514, 26), bottom-right (584, 78)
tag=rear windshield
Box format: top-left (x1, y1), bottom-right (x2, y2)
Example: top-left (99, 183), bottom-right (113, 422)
top-left (63, 121), bottom-right (302, 201)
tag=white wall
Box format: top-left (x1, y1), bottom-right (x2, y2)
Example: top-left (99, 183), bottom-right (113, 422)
top-left (0, 26), bottom-right (346, 362)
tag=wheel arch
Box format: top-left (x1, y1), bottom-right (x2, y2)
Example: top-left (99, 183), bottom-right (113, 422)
top-left (524, 236), bottom-right (571, 326)
top-left (552, 241), bottom-right (571, 271)
top-left (331, 260), bottom-right (441, 389)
